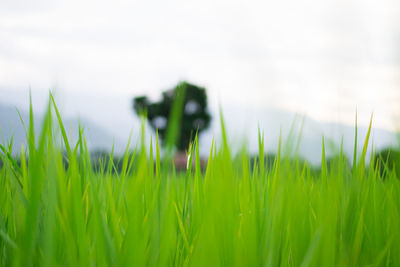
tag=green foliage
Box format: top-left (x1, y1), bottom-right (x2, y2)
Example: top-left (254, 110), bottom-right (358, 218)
top-left (0, 97), bottom-right (400, 266)
top-left (375, 148), bottom-right (400, 178)
top-left (133, 81), bottom-right (211, 151)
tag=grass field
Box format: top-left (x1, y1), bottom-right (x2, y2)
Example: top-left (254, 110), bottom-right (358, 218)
top-left (0, 96), bottom-right (399, 266)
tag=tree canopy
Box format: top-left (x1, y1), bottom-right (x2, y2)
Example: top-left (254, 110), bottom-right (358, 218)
top-left (133, 81), bottom-right (211, 151)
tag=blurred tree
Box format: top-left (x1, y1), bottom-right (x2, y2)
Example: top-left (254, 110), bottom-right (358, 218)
top-left (374, 148), bottom-right (400, 179)
top-left (133, 81), bottom-right (211, 151)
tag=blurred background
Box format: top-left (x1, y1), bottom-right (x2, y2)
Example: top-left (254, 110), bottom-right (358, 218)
top-left (0, 0), bottom-right (399, 163)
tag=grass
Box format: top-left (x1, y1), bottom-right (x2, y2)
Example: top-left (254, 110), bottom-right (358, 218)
top-left (0, 96), bottom-right (399, 266)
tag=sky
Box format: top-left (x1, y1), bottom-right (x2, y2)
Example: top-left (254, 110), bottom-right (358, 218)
top-left (0, 0), bottom-right (399, 137)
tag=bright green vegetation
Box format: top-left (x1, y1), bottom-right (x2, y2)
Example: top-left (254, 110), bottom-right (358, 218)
top-left (0, 97), bottom-right (399, 267)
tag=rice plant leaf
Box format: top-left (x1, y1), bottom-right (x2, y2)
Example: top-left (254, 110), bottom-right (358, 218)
top-left (50, 93), bottom-right (72, 158)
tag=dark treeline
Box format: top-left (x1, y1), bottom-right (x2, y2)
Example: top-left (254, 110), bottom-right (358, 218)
top-left (0, 148), bottom-right (399, 177)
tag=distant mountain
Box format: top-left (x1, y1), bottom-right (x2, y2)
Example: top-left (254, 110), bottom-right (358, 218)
top-left (199, 104), bottom-right (399, 164)
top-left (0, 102), bottom-right (118, 154)
top-left (0, 89), bottom-right (398, 165)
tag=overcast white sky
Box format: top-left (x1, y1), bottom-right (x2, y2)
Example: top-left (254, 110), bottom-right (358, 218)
top-left (0, 0), bottom-right (399, 132)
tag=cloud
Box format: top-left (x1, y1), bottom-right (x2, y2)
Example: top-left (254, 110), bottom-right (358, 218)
top-left (0, 0), bottom-right (399, 131)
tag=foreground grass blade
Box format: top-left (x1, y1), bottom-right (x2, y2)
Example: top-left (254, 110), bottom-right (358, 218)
top-left (0, 96), bottom-right (399, 267)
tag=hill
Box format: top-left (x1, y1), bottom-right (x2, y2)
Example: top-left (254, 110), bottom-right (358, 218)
top-left (0, 102), bottom-right (117, 154)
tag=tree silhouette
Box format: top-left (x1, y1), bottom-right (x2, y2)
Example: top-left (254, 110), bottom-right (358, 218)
top-left (133, 81), bottom-right (211, 151)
